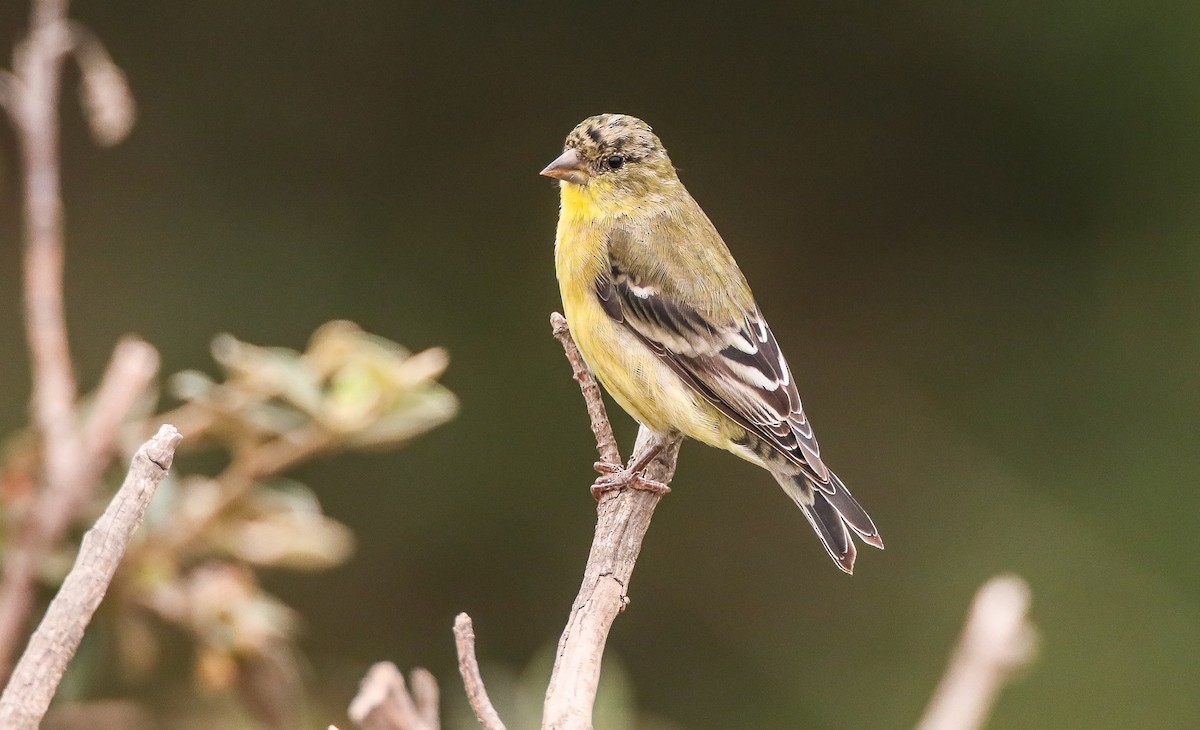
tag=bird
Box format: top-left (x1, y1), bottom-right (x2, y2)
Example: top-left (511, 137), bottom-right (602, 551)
top-left (541, 113), bottom-right (883, 573)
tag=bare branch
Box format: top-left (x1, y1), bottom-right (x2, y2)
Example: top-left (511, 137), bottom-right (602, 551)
top-left (348, 662), bottom-right (440, 730)
top-left (349, 663), bottom-right (408, 730)
top-left (66, 21), bottom-right (135, 146)
top-left (550, 312), bottom-right (620, 466)
top-left (0, 0), bottom-right (76, 680)
top-left (79, 337), bottom-right (160, 506)
top-left (916, 574), bottom-right (1038, 730)
top-left (351, 320), bottom-right (678, 730)
top-left (541, 313), bottom-right (684, 730)
top-left (17, 2), bottom-right (76, 502)
top-left (0, 553), bottom-right (44, 681)
top-left (0, 340), bottom-right (158, 678)
top-left (454, 614), bottom-right (506, 730)
top-left (0, 425), bottom-right (182, 730)
top-left (542, 428), bottom-right (680, 730)
top-left (409, 668), bottom-right (440, 729)
top-left (83, 337), bottom-right (159, 458)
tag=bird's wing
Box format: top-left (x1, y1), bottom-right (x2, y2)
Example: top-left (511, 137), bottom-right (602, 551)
top-left (596, 253), bottom-right (831, 484)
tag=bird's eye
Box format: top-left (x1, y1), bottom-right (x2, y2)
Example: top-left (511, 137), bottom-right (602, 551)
top-left (606, 154), bottom-right (625, 170)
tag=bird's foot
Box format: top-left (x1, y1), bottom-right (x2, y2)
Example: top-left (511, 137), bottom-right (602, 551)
top-left (591, 460), bottom-right (670, 500)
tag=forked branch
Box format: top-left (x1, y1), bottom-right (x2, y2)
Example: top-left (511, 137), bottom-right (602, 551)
top-left (543, 313), bottom-right (682, 730)
top-left (348, 662), bottom-right (440, 730)
top-left (0, 0), bottom-right (141, 680)
top-left (351, 317), bottom-right (1037, 730)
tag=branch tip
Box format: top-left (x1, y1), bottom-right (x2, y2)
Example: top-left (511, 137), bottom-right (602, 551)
top-left (453, 613), bottom-right (506, 730)
top-left (0, 429), bottom-right (180, 729)
top-left (549, 311), bottom-right (569, 337)
top-left (541, 316), bottom-right (682, 729)
top-left (916, 574), bottom-right (1038, 730)
top-left (347, 662), bottom-right (399, 722)
top-left (67, 21), bottom-right (135, 146)
top-left (347, 660), bottom-right (442, 730)
top-left (142, 424), bottom-right (182, 471)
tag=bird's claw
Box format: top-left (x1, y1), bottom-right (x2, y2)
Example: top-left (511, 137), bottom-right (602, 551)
top-left (593, 460), bottom-right (623, 475)
top-left (590, 461), bottom-right (670, 500)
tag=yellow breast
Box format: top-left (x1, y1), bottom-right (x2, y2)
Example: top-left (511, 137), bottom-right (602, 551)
top-left (553, 183), bottom-right (727, 442)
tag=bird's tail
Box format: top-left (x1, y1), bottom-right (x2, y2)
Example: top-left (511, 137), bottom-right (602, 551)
top-left (776, 470), bottom-right (884, 574)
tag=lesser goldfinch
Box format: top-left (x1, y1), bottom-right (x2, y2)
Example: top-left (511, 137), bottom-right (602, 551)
top-left (542, 113), bottom-right (883, 573)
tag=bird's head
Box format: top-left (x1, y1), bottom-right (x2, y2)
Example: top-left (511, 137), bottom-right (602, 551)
top-left (541, 114), bottom-right (679, 211)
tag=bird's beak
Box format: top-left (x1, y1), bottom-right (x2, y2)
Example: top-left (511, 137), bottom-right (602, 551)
top-left (540, 148), bottom-right (589, 185)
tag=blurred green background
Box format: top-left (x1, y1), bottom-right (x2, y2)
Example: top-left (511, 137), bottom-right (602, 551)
top-left (2, 1), bottom-right (1199, 727)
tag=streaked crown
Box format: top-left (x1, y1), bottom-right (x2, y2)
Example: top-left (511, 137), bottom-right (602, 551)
top-left (565, 114), bottom-right (672, 175)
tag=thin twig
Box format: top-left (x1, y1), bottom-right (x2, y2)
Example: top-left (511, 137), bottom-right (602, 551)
top-left (33, 337), bottom-right (160, 547)
top-left (0, 544), bottom-right (47, 682)
top-left (19, 0), bottom-right (77, 511)
top-left (916, 574), bottom-right (1038, 730)
top-left (348, 662), bottom-right (440, 730)
top-left (66, 20), bottom-right (135, 146)
top-left (80, 337), bottom-right (160, 473)
top-left (0, 339), bottom-right (159, 679)
top-left (541, 428), bottom-right (680, 730)
top-left (408, 667), bottom-right (440, 729)
top-left (454, 613), bottom-right (506, 730)
top-left (0, 425), bottom-right (182, 730)
top-left (542, 314), bottom-right (683, 730)
top-left (0, 0), bottom-right (76, 669)
top-left (0, 0), bottom-right (143, 681)
top-left (349, 318), bottom-right (672, 730)
top-left (550, 313), bottom-right (620, 466)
